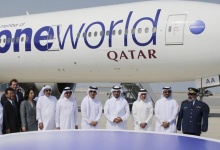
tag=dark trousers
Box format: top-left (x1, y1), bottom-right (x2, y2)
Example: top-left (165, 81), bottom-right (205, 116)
top-left (183, 132), bottom-right (200, 136)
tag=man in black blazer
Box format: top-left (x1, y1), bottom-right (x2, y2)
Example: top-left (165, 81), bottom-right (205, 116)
top-left (3, 87), bottom-right (21, 134)
top-left (177, 88), bottom-right (208, 136)
top-left (1, 79), bottom-right (23, 107)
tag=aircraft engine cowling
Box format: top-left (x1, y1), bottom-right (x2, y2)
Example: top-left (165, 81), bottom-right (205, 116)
top-left (19, 83), bottom-right (76, 98)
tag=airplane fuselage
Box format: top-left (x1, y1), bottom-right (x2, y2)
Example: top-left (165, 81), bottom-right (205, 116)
top-left (0, 1), bottom-right (219, 83)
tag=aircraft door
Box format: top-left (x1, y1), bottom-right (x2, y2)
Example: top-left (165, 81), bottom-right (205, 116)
top-left (165, 15), bottom-right (186, 45)
top-left (47, 25), bottom-right (61, 51)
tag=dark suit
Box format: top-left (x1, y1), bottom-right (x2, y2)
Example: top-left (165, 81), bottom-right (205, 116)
top-left (1, 91), bottom-right (23, 107)
top-left (177, 100), bottom-right (208, 136)
top-left (3, 99), bottom-right (21, 133)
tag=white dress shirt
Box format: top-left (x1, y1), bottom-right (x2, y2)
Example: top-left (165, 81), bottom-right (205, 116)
top-left (155, 97), bottom-right (179, 133)
top-left (36, 95), bottom-right (57, 130)
top-left (81, 95), bottom-right (102, 129)
top-left (56, 97), bottom-right (78, 129)
top-left (132, 99), bottom-right (153, 131)
top-left (104, 96), bottom-right (130, 130)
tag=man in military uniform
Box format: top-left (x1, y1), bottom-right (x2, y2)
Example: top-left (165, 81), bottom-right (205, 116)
top-left (177, 87), bottom-right (208, 136)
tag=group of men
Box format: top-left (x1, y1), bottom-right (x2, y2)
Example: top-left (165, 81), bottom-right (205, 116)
top-left (37, 85), bottom-right (129, 130)
top-left (35, 85), bottom-right (210, 136)
top-left (36, 85), bottom-right (102, 130)
top-left (0, 80), bottom-right (209, 137)
top-left (154, 87), bottom-right (208, 136)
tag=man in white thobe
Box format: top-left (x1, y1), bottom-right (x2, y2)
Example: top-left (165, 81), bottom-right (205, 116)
top-left (104, 86), bottom-right (130, 130)
top-left (36, 85), bottom-right (57, 130)
top-left (132, 89), bottom-right (153, 131)
top-left (81, 86), bottom-right (102, 129)
top-left (56, 87), bottom-right (78, 130)
top-left (155, 87), bottom-right (179, 133)
top-left (0, 103), bottom-right (3, 135)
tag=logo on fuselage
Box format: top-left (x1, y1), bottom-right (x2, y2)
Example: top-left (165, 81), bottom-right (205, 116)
top-left (0, 9), bottom-right (161, 54)
top-left (189, 20), bottom-right (205, 35)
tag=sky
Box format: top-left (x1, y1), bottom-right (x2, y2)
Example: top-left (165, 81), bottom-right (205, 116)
top-left (0, 0), bottom-right (219, 17)
top-left (0, 0), bottom-right (219, 93)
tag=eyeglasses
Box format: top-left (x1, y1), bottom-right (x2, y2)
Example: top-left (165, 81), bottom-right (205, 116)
top-left (163, 91), bottom-right (171, 94)
top-left (45, 89), bottom-right (51, 92)
top-left (89, 91), bottom-right (96, 94)
top-left (188, 93), bottom-right (196, 96)
top-left (65, 92), bottom-right (72, 95)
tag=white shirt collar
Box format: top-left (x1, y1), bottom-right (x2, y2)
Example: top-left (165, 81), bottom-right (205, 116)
top-left (114, 97), bottom-right (121, 101)
top-left (64, 97), bottom-right (74, 101)
top-left (88, 96), bottom-right (95, 101)
top-left (7, 99), bottom-right (13, 104)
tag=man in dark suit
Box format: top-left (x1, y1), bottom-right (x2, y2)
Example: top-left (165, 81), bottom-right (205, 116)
top-left (3, 87), bottom-right (21, 133)
top-left (1, 79), bottom-right (23, 107)
top-left (177, 87), bottom-right (208, 136)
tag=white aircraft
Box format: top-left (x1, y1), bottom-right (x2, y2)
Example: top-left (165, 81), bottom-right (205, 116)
top-left (0, 1), bottom-right (219, 97)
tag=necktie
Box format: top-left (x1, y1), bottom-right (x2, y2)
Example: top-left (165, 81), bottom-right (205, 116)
top-left (12, 101), bottom-right (16, 109)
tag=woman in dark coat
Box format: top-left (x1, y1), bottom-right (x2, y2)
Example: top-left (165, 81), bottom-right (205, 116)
top-left (20, 87), bottom-right (38, 131)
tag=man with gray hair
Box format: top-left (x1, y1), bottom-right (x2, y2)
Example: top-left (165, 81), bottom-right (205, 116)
top-left (36, 85), bottom-right (57, 130)
top-left (104, 86), bottom-right (129, 130)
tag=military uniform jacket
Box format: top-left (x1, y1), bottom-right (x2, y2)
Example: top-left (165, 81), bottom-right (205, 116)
top-left (177, 100), bottom-right (208, 135)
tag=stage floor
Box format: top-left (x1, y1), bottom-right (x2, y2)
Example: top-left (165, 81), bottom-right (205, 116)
top-left (0, 130), bottom-right (220, 150)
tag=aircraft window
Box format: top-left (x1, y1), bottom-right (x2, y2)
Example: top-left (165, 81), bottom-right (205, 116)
top-left (112, 30), bottom-right (115, 35)
top-left (118, 29), bottom-right (122, 35)
top-left (77, 33), bottom-right (80, 38)
top-left (106, 30), bottom-right (109, 36)
top-left (3, 39), bottom-right (6, 43)
top-left (7, 38), bottom-right (10, 43)
top-left (12, 38), bottom-right (14, 42)
top-left (94, 31), bottom-right (97, 37)
top-left (21, 37), bottom-right (24, 42)
top-left (152, 27), bottom-right (157, 33)
top-left (0, 39), bottom-right (1, 43)
top-left (100, 31), bottom-right (104, 36)
top-left (145, 27), bottom-right (149, 33)
top-left (138, 28), bottom-right (142, 34)
top-left (131, 28), bottom-right (135, 34)
top-left (88, 32), bottom-right (92, 37)
top-left (16, 37), bottom-right (19, 42)
top-left (83, 33), bottom-right (86, 37)
top-left (125, 29), bottom-right (128, 35)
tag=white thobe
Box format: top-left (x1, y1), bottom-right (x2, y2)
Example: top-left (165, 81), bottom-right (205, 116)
top-left (132, 99), bottom-right (153, 131)
top-left (104, 97), bottom-right (130, 130)
top-left (56, 98), bottom-right (78, 129)
top-left (155, 98), bottom-right (179, 133)
top-left (0, 103), bottom-right (3, 135)
top-left (81, 96), bottom-right (102, 129)
top-left (36, 95), bottom-right (57, 130)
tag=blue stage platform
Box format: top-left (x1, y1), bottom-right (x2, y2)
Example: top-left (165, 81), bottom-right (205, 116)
top-left (0, 130), bottom-right (219, 150)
